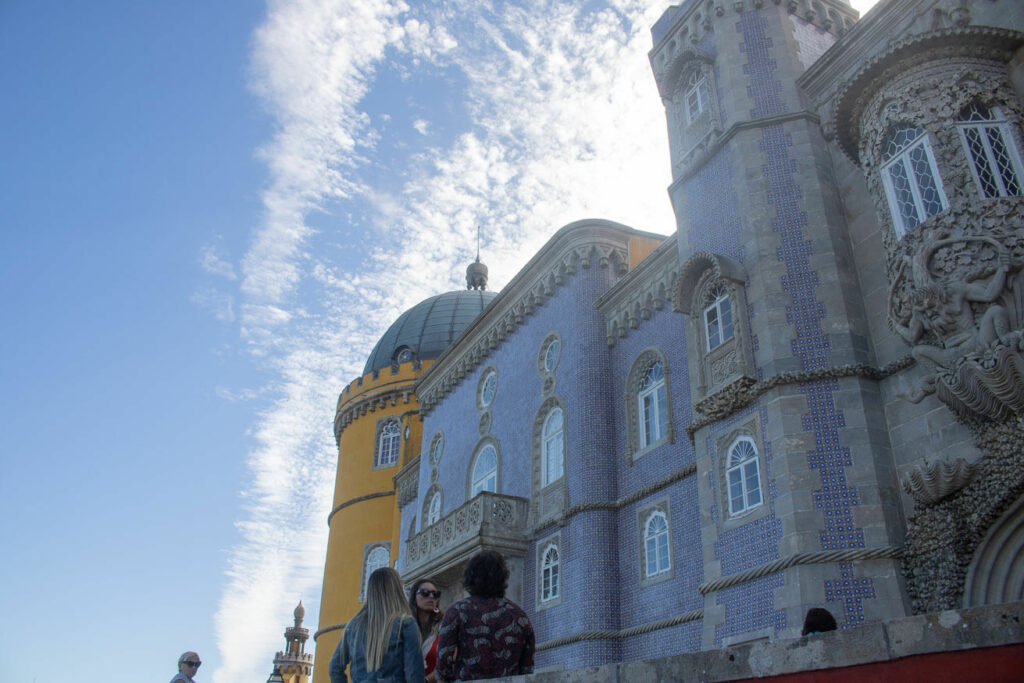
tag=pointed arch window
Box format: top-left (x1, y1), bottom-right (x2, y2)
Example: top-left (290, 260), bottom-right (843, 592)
top-left (541, 407), bottom-right (564, 487)
top-left (471, 444), bottom-right (498, 496)
top-left (375, 420), bottom-right (401, 468)
top-left (958, 102), bottom-right (1023, 199)
top-left (726, 436), bottom-right (762, 515)
top-left (644, 510), bottom-right (671, 577)
top-left (880, 124), bottom-right (948, 237)
top-left (541, 544), bottom-right (560, 602)
top-left (638, 362), bottom-right (668, 449)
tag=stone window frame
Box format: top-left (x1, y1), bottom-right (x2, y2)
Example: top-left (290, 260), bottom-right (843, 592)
top-left (373, 417), bottom-right (402, 470)
top-left (674, 252), bottom-right (753, 402)
top-left (476, 365), bottom-right (498, 412)
top-left (467, 437), bottom-right (501, 498)
top-left (530, 396), bottom-right (568, 530)
top-left (714, 417), bottom-right (770, 531)
top-left (359, 542), bottom-right (391, 602)
top-left (725, 435), bottom-right (763, 517)
top-left (703, 283), bottom-right (734, 352)
top-left (956, 102), bottom-right (1024, 200)
top-left (422, 483), bottom-right (443, 527)
top-left (625, 348), bottom-right (674, 461)
top-left (878, 122), bottom-right (949, 238)
top-left (665, 50), bottom-right (721, 162)
top-left (428, 431), bottom-right (444, 467)
top-left (536, 531), bottom-right (562, 610)
top-left (537, 331), bottom-right (562, 376)
top-left (637, 497), bottom-right (674, 587)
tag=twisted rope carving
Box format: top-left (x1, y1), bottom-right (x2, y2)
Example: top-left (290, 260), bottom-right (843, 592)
top-left (699, 546), bottom-right (903, 594)
top-left (686, 357), bottom-right (914, 438)
top-left (557, 463), bottom-right (697, 525)
top-left (536, 609), bottom-right (704, 651)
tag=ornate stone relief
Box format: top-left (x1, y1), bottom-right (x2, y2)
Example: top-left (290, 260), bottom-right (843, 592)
top-left (901, 457), bottom-right (976, 506)
top-left (600, 236), bottom-right (679, 346)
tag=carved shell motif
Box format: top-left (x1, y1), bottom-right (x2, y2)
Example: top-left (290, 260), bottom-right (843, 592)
top-left (901, 458), bottom-right (976, 506)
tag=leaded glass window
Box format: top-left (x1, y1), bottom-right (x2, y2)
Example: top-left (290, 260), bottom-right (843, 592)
top-left (541, 544), bottom-right (560, 602)
top-left (958, 103), bottom-right (1023, 199)
top-left (471, 444), bottom-right (498, 496)
top-left (376, 420), bottom-right (401, 467)
top-left (880, 124), bottom-right (948, 237)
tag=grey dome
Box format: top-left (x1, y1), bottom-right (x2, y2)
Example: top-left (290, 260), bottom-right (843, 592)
top-left (363, 290), bottom-right (497, 374)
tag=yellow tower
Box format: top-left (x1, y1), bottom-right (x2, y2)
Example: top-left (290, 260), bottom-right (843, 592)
top-left (312, 271), bottom-right (496, 682)
top-left (268, 601), bottom-right (313, 683)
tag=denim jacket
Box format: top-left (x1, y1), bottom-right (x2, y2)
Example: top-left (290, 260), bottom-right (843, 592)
top-left (329, 613), bottom-right (425, 683)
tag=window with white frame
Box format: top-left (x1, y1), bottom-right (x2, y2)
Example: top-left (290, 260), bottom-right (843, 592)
top-left (644, 510), bottom-right (671, 577)
top-left (880, 124), bottom-right (948, 237)
top-left (638, 362), bottom-right (668, 449)
top-left (362, 545), bottom-right (390, 601)
top-left (375, 419), bottom-right (401, 468)
top-left (427, 491), bottom-right (441, 526)
top-left (726, 436), bottom-right (763, 516)
top-left (685, 71), bottom-right (710, 125)
top-left (541, 543), bottom-right (560, 602)
top-left (541, 407), bottom-right (564, 487)
top-left (703, 284), bottom-right (734, 351)
top-left (958, 102), bottom-right (1023, 199)
top-left (471, 444), bottom-right (498, 496)
top-left (479, 368), bottom-right (497, 409)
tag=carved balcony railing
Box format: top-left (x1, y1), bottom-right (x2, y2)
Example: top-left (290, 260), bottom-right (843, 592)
top-left (403, 492), bottom-right (530, 578)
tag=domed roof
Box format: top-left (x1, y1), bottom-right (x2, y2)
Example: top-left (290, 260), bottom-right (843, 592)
top-left (363, 289), bottom-right (497, 374)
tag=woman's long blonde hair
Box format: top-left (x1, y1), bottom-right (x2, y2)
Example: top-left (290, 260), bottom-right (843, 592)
top-left (354, 567), bottom-right (417, 671)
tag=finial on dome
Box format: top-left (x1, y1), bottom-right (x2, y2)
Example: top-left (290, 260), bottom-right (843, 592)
top-left (294, 600), bottom-right (305, 625)
top-left (466, 225), bottom-right (488, 290)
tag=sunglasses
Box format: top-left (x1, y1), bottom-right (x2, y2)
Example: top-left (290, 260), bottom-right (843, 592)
top-left (184, 661), bottom-right (202, 668)
top-left (417, 589), bottom-right (441, 598)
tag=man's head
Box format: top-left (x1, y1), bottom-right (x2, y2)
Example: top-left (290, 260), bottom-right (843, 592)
top-left (178, 652), bottom-right (202, 676)
top-left (463, 550), bottom-right (509, 598)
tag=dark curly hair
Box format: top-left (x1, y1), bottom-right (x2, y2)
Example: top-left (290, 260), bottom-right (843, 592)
top-left (463, 550), bottom-right (509, 598)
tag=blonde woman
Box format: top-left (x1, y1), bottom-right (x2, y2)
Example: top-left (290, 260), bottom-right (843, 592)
top-left (330, 567), bottom-right (425, 683)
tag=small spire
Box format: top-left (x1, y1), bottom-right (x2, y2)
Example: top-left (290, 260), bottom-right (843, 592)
top-left (466, 225), bottom-right (488, 290)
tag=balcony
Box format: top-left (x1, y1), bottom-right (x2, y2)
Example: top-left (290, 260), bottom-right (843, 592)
top-left (403, 492), bottom-right (530, 580)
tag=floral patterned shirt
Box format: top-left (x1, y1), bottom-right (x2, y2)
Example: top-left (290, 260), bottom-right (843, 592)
top-left (436, 596), bottom-right (535, 681)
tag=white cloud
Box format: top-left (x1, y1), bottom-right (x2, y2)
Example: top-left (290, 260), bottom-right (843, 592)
top-left (200, 245), bottom-right (238, 280)
top-left (191, 287), bottom-right (236, 323)
top-left (215, 1), bottom-right (675, 681)
top-left (412, 118), bottom-right (429, 135)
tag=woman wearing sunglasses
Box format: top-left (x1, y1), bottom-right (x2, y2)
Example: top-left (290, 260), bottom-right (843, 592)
top-left (408, 579), bottom-right (443, 683)
top-left (171, 652), bottom-right (201, 683)
top-left (329, 567), bottom-right (425, 683)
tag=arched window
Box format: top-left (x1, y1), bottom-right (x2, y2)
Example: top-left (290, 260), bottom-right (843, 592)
top-left (427, 491), bottom-right (442, 526)
top-left (726, 437), bottom-right (762, 515)
top-left (958, 102), bottom-right (1023, 199)
top-left (685, 71), bottom-right (710, 125)
top-left (703, 284), bottom-right (734, 351)
top-left (543, 337), bottom-right (561, 372)
top-left (541, 544), bottom-right (560, 602)
top-left (644, 511), bottom-right (671, 577)
top-left (471, 444), bottom-right (498, 496)
top-left (479, 368), bottom-right (497, 409)
top-left (362, 545), bottom-right (390, 600)
top-left (880, 124), bottom-right (948, 237)
top-left (541, 407), bottom-right (564, 487)
top-left (375, 420), bottom-right (401, 467)
top-left (638, 362), bottom-right (668, 449)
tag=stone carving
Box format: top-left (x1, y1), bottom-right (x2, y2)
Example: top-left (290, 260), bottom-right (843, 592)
top-left (901, 458), bottom-right (976, 506)
top-left (710, 349), bottom-right (740, 385)
top-left (889, 229), bottom-right (1023, 418)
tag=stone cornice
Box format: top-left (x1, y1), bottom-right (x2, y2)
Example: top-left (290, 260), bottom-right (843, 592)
top-left (326, 490), bottom-right (395, 525)
top-left (595, 234), bottom-right (678, 346)
top-left (333, 385), bottom-right (415, 444)
top-left (416, 220), bottom-right (663, 416)
top-left (829, 26), bottom-right (1024, 162)
top-left (393, 455), bottom-right (420, 508)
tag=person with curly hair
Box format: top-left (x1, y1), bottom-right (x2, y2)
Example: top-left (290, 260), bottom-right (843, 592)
top-left (436, 550), bottom-right (534, 681)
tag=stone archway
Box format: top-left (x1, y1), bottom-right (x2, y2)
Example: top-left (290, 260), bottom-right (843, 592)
top-left (963, 493), bottom-right (1024, 607)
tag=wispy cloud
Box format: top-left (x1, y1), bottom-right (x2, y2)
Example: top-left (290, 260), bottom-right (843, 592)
top-left (200, 245), bottom-right (238, 280)
top-left (214, 1), bottom-right (673, 681)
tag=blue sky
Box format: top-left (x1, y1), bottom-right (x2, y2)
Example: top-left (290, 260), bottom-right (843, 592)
top-left (0, 1), bottom-right (876, 681)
